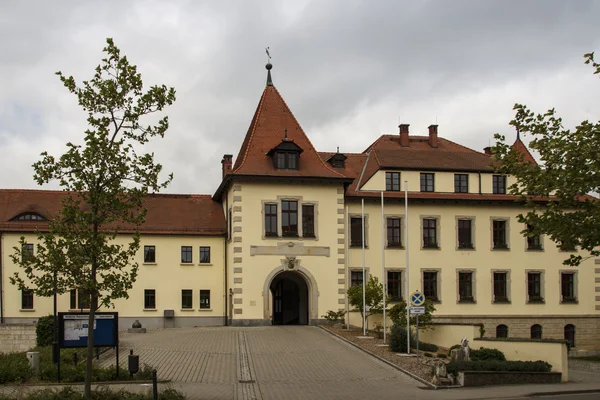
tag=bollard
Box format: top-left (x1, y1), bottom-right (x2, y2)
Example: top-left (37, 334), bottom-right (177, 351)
top-left (128, 349), bottom-right (139, 378)
top-left (152, 369), bottom-right (158, 400)
top-left (95, 347), bottom-right (100, 360)
top-left (73, 352), bottom-right (78, 366)
top-left (26, 352), bottom-right (40, 375)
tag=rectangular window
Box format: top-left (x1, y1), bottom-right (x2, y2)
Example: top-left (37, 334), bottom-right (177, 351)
top-left (387, 271), bottom-right (402, 301)
top-left (144, 245), bottom-right (156, 263)
top-left (454, 174), bottom-right (469, 193)
top-left (281, 200), bottom-right (298, 237)
top-left (526, 225), bottom-right (542, 250)
top-left (458, 272), bottom-right (474, 302)
top-left (422, 218), bottom-right (438, 248)
top-left (493, 175), bottom-right (506, 194)
top-left (144, 289), bottom-right (156, 309)
top-left (386, 172), bottom-right (401, 191)
top-left (274, 152), bottom-right (299, 170)
top-left (492, 220), bottom-right (507, 249)
top-left (493, 272), bottom-right (509, 302)
top-left (286, 152), bottom-right (298, 169)
top-left (22, 243), bottom-right (34, 262)
top-left (21, 290), bottom-right (34, 310)
top-left (457, 219), bottom-right (473, 249)
top-left (561, 273), bottom-right (576, 302)
top-left (350, 270), bottom-right (363, 287)
top-left (200, 290), bottom-right (210, 309)
top-left (420, 173), bottom-right (435, 192)
top-left (181, 289), bottom-right (193, 309)
top-left (70, 289), bottom-right (90, 309)
top-left (527, 272), bottom-right (543, 302)
top-left (200, 246), bottom-right (211, 263)
top-left (302, 205), bottom-right (315, 237)
top-left (423, 271), bottom-right (438, 301)
top-left (387, 218), bottom-right (402, 247)
top-left (265, 203), bottom-right (278, 237)
top-left (350, 217), bottom-right (364, 247)
top-left (70, 289), bottom-right (77, 309)
top-left (181, 246), bottom-right (193, 263)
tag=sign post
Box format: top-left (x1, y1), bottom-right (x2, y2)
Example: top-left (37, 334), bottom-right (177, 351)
top-left (410, 291), bottom-right (425, 356)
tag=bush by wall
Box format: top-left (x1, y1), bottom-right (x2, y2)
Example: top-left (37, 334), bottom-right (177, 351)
top-left (0, 386), bottom-right (186, 400)
top-left (0, 351), bottom-right (33, 384)
top-left (446, 360), bottom-right (552, 376)
top-left (470, 347), bottom-right (506, 362)
top-left (417, 341), bottom-right (439, 352)
top-left (36, 315), bottom-right (55, 347)
top-left (390, 324), bottom-right (417, 353)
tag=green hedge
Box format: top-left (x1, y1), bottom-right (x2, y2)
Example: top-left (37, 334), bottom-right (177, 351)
top-left (36, 315), bottom-right (55, 347)
top-left (417, 342), bottom-right (438, 352)
top-left (470, 347), bottom-right (506, 361)
top-left (0, 386), bottom-right (185, 400)
top-left (0, 351), bottom-right (33, 384)
top-left (389, 324), bottom-right (416, 353)
top-left (446, 360), bottom-right (552, 376)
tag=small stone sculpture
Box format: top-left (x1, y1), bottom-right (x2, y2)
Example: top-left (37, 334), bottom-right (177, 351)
top-left (460, 336), bottom-right (470, 361)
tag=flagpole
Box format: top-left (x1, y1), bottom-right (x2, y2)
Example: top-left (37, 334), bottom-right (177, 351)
top-left (362, 198), bottom-right (366, 336)
top-left (381, 191), bottom-right (386, 344)
top-left (405, 180), bottom-right (410, 354)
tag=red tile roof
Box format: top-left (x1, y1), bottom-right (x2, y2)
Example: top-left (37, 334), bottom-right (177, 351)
top-left (231, 84), bottom-right (346, 179)
top-left (511, 137), bottom-right (537, 164)
top-left (0, 190), bottom-right (226, 235)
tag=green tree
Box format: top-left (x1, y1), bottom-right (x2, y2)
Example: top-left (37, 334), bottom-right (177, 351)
top-left (388, 299), bottom-right (436, 331)
top-left (10, 38), bottom-right (175, 398)
top-left (347, 275), bottom-right (389, 330)
top-left (492, 52), bottom-right (600, 266)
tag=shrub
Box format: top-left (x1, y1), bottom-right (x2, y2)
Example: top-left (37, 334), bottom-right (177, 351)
top-left (424, 352), bottom-right (433, 358)
top-left (36, 315), bottom-right (55, 347)
top-left (322, 310), bottom-right (346, 323)
top-left (446, 360), bottom-right (552, 376)
top-left (470, 347), bottom-right (506, 361)
top-left (418, 341), bottom-right (439, 352)
top-left (0, 351), bottom-right (33, 384)
top-left (437, 353), bottom-right (447, 359)
top-left (0, 386), bottom-right (186, 400)
top-left (389, 324), bottom-right (416, 353)
top-left (448, 344), bottom-right (461, 355)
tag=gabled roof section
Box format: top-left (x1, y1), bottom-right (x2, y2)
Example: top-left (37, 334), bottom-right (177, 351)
top-left (511, 136), bottom-right (537, 164)
top-left (232, 78), bottom-right (345, 179)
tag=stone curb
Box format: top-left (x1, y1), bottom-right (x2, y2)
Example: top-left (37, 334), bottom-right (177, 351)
top-left (317, 325), bottom-right (443, 390)
top-left (526, 388), bottom-right (600, 397)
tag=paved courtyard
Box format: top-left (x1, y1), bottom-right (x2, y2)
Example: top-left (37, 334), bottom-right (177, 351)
top-left (103, 325), bottom-right (426, 400)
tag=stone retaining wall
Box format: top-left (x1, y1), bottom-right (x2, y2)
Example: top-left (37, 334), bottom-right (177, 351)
top-left (458, 371), bottom-right (561, 387)
top-left (0, 324), bottom-right (36, 353)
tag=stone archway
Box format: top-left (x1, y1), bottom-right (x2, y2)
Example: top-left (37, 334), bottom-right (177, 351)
top-left (263, 265), bottom-right (319, 325)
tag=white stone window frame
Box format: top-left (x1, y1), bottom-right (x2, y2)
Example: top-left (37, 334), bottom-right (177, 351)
top-left (456, 268), bottom-right (477, 304)
top-left (349, 267), bottom-right (370, 288)
top-left (349, 213), bottom-right (369, 248)
top-left (559, 270), bottom-right (578, 304)
top-left (524, 223), bottom-right (544, 252)
top-left (455, 215), bottom-right (476, 251)
top-left (385, 267), bottom-right (405, 302)
top-left (491, 269), bottom-right (512, 304)
top-left (525, 269), bottom-right (545, 304)
top-left (490, 216), bottom-right (511, 251)
top-left (420, 215), bottom-right (441, 250)
top-left (384, 214), bottom-right (404, 249)
top-left (261, 196), bottom-right (319, 240)
top-left (421, 268), bottom-right (442, 303)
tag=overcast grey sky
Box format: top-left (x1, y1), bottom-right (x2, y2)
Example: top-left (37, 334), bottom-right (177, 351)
top-left (1, 0), bottom-right (599, 194)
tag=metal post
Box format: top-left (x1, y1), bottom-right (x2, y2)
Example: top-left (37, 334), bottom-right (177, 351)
top-left (345, 206), bottom-right (350, 328)
top-left (53, 270), bottom-right (60, 383)
top-left (416, 315), bottom-right (419, 358)
top-left (361, 199), bottom-right (366, 335)
top-left (405, 181), bottom-right (410, 354)
top-left (116, 342), bottom-right (119, 379)
top-left (381, 191), bottom-right (386, 344)
top-left (152, 369), bottom-right (158, 400)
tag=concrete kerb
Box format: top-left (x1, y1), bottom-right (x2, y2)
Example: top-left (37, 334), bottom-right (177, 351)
top-left (527, 389), bottom-right (600, 397)
top-left (317, 325), bottom-right (442, 390)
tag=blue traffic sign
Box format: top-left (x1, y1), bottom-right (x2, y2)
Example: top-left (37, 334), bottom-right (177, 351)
top-left (410, 291), bottom-right (425, 306)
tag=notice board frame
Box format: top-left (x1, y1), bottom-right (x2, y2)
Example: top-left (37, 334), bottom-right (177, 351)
top-left (58, 312), bottom-right (118, 349)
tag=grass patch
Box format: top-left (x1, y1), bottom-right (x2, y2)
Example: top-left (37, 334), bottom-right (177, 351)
top-left (0, 386), bottom-right (185, 399)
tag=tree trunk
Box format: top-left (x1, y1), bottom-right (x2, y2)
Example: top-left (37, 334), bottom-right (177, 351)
top-left (84, 283), bottom-right (97, 398)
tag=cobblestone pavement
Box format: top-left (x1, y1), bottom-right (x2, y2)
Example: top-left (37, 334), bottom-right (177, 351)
top-left (568, 358), bottom-right (600, 373)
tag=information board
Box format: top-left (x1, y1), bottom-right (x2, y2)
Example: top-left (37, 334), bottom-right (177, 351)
top-left (58, 312), bottom-right (118, 348)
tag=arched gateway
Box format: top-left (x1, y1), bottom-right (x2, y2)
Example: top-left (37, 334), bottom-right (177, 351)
top-left (263, 265), bottom-right (319, 325)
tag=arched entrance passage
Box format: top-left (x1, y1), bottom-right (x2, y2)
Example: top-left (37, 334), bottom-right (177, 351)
top-left (270, 271), bottom-right (309, 325)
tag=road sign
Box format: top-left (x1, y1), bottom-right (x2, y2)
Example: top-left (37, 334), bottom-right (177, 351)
top-left (410, 291), bottom-right (425, 306)
top-left (409, 306), bottom-right (425, 315)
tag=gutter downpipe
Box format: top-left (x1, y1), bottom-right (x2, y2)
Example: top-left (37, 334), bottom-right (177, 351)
top-left (0, 233), bottom-right (4, 324)
top-left (224, 195), bottom-right (229, 326)
top-left (345, 206), bottom-right (350, 328)
top-left (478, 172), bottom-right (482, 195)
top-left (405, 181), bottom-right (410, 354)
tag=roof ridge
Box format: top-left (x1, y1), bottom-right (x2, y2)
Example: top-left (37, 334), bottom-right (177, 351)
top-left (437, 137), bottom-right (488, 155)
top-left (362, 134), bottom-right (390, 154)
top-left (233, 87), bottom-right (269, 173)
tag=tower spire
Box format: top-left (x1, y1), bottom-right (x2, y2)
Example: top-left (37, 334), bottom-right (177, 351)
top-left (516, 126), bottom-right (521, 141)
top-left (265, 47), bottom-right (273, 86)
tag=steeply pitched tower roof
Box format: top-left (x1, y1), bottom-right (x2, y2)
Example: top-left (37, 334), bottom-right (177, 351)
top-left (511, 129), bottom-right (537, 164)
top-left (231, 65), bottom-right (345, 179)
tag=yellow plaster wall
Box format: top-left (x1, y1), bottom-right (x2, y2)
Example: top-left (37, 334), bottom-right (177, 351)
top-left (346, 200), bottom-right (597, 317)
top-left (418, 324), bottom-right (480, 349)
top-left (1, 233), bottom-right (225, 320)
top-left (228, 180), bottom-right (345, 322)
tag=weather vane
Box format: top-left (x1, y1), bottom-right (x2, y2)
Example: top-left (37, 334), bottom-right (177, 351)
top-left (265, 47), bottom-right (271, 62)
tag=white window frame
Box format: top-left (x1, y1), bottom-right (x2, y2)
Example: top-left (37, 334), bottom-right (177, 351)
top-left (490, 216), bottom-right (510, 250)
top-left (456, 269), bottom-right (476, 303)
top-left (525, 269), bottom-right (545, 304)
top-left (261, 196), bottom-right (319, 240)
top-left (385, 268), bottom-right (405, 302)
top-left (559, 270), bottom-right (578, 304)
top-left (421, 268), bottom-right (442, 303)
top-left (420, 215), bottom-right (441, 249)
top-left (455, 216), bottom-right (476, 250)
top-left (491, 269), bottom-right (511, 304)
top-left (349, 213), bottom-right (369, 248)
top-left (384, 215), bottom-right (404, 248)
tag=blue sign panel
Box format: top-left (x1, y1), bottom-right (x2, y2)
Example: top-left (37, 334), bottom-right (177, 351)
top-left (410, 292), bottom-right (425, 306)
top-left (58, 312), bottom-right (118, 348)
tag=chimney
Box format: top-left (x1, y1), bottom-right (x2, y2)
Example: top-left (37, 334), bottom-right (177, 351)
top-left (221, 154), bottom-right (233, 178)
top-left (399, 124), bottom-right (410, 147)
top-left (428, 125), bottom-right (438, 148)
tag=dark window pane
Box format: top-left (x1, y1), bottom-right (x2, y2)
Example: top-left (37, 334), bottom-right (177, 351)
top-left (454, 174), bottom-right (469, 193)
top-left (561, 273), bottom-right (576, 301)
top-left (144, 289), bottom-right (156, 309)
top-left (527, 224), bottom-right (542, 250)
top-left (496, 324), bottom-right (508, 338)
top-left (200, 290), bottom-right (210, 309)
top-left (78, 289), bottom-right (90, 309)
top-left (387, 218), bottom-right (402, 247)
top-left (527, 272), bottom-right (543, 301)
top-left (531, 324), bottom-right (542, 339)
top-left (70, 289), bottom-right (77, 309)
top-left (423, 219), bottom-right (437, 248)
top-left (282, 200), bottom-right (298, 237)
top-left (386, 172), bottom-right (401, 191)
top-left (458, 272), bottom-right (473, 302)
top-left (492, 220), bottom-right (507, 249)
top-left (21, 290), bottom-right (34, 310)
top-left (493, 175), bottom-right (506, 194)
top-left (181, 246), bottom-right (193, 263)
top-left (564, 324), bottom-right (575, 348)
top-left (493, 272), bottom-right (508, 302)
top-left (423, 272), bottom-right (438, 301)
top-left (302, 205), bottom-right (315, 237)
top-left (350, 217), bottom-right (364, 247)
top-left (200, 246), bottom-right (211, 263)
top-left (182, 290), bottom-right (193, 309)
top-left (420, 173), bottom-right (435, 192)
top-left (387, 271), bottom-right (402, 301)
top-left (265, 204), bottom-right (278, 237)
top-left (144, 245), bottom-right (156, 263)
top-left (351, 270), bottom-right (363, 287)
top-left (22, 243), bottom-right (34, 262)
top-left (457, 219), bottom-right (473, 249)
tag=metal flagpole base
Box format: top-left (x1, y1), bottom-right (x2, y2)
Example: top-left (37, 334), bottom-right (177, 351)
top-left (356, 336), bottom-right (374, 340)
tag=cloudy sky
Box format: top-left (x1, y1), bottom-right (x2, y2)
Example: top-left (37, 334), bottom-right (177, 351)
top-left (1, 0), bottom-right (599, 195)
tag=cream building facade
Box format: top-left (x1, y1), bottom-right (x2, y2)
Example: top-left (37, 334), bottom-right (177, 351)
top-left (1, 64), bottom-right (598, 349)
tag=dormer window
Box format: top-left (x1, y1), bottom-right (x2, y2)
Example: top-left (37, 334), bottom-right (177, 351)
top-left (268, 139), bottom-right (303, 170)
top-left (327, 149), bottom-right (347, 169)
top-left (11, 213), bottom-right (46, 222)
